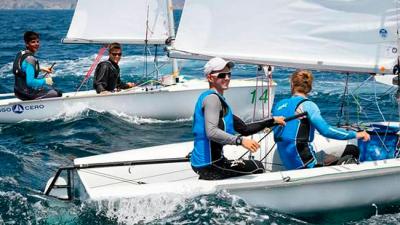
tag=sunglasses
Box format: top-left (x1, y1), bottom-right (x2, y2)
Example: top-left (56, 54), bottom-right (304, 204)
top-left (111, 52), bottom-right (122, 56)
top-left (212, 72), bottom-right (231, 79)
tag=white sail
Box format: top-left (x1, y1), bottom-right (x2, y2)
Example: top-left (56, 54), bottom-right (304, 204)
top-left (63, 0), bottom-right (171, 44)
top-left (171, 0), bottom-right (399, 74)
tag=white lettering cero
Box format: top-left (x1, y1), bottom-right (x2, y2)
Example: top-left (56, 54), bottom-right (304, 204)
top-left (24, 105), bottom-right (45, 110)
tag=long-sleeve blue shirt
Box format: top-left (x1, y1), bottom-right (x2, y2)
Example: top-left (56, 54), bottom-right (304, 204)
top-left (21, 57), bottom-right (46, 89)
top-left (299, 100), bottom-right (356, 140)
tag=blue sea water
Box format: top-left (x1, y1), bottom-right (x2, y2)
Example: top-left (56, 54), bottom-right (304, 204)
top-left (0, 9), bottom-right (399, 225)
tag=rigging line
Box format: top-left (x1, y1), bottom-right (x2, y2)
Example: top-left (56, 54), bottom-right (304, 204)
top-left (79, 167), bottom-right (194, 189)
top-left (170, 175), bottom-right (199, 182)
top-left (79, 171), bottom-right (145, 189)
top-left (260, 142), bottom-right (277, 162)
top-left (237, 129), bottom-right (273, 160)
top-left (130, 61), bottom-right (169, 79)
top-left (337, 72), bottom-right (350, 126)
top-left (252, 66), bottom-right (260, 122)
top-left (267, 66), bottom-right (273, 118)
top-left (261, 67), bottom-right (265, 118)
top-left (379, 85), bottom-right (397, 97)
top-left (118, 80), bottom-right (161, 94)
top-left (348, 90), bottom-right (373, 122)
top-left (350, 77), bottom-right (392, 122)
top-left (345, 75), bottom-right (384, 123)
top-left (352, 75), bottom-right (373, 93)
top-left (154, 44), bottom-right (160, 81)
top-left (238, 112), bottom-right (307, 160)
top-left (373, 77), bottom-right (387, 122)
top-left (341, 89), bottom-right (394, 152)
top-left (262, 66), bottom-right (274, 165)
top-left (132, 168), bottom-right (193, 180)
top-left (345, 76), bottom-right (353, 124)
top-left (336, 83), bottom-right (394, 151)
top-left (263, 161), bottom-right (285, 167)
top-left (143, 4), bottom-right (150, 81)
top-left (75, 45), bottom-right (108, 94)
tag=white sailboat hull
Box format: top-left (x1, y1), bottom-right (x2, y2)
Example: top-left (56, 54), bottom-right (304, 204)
top-left (71, 130), bottom-right (400, 215)
top-left (224, 162), bottom-right (400, 214)
top-left (0, 79), bottom-right (273, 123)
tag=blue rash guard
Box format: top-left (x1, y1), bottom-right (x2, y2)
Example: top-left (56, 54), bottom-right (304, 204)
top-left (21, 57), bottom-right (46, 89)
top-left (272, 95), bottom-right (357, 170)
top-left (191, 90), bottom-right (235, 168)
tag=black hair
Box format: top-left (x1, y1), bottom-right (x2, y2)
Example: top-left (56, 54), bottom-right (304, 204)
top-left (24, 31), bottom-right (39, 43)
top-left (108, 42), bottom-right (122, 52)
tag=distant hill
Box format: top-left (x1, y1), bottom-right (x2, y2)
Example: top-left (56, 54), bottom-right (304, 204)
top-left (0, 0), bottom-right (185, 9)
top-left (0, 0), bottom-right (77, 9)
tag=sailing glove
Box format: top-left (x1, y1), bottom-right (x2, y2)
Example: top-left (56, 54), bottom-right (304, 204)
top-left (45, 77), bottom-right (53, 86)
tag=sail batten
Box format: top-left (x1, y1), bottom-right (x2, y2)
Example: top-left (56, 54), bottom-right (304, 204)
top-left (64, 0), bottom-right (170, 45)
top-left (172, 0), bottom-right (400, 74)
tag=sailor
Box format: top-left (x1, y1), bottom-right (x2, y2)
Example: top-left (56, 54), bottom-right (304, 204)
top-left (12, 31), bottom-right (62, 100)
top-left (191, 57), bottom-right (286, 180)
top-left (272, 70), bottom-right (370, 170)
top-left (93, 43), bottom-right (135, 94)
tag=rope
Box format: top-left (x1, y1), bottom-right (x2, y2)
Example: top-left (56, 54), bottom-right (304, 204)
top-left (337, 72), bottom-right (350, 126)
top-left (373, 77), bottom-right (387, 122)
top-left (143, 4), bottom-right (150, 81)
top-left (75, 45), bottom-right (107, 94)
top-left (154, 44), bottom-right (160, 81)
top-left (348, 75), bottom-right (397, 122)
top-left (267, 66), bottom-right (273, 118)
top-left (261, 67), bottom-right (265, 118)
top-left (252, 66), bottom-right (260, 122)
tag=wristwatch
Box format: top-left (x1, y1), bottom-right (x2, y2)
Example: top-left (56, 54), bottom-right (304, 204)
top-left (235, 136), bottom-right (243, 146)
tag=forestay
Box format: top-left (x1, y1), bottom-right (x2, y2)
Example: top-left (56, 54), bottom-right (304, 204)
top-left (171, 0), bottom-right (399, 74)
top-left (63, 0), bottom-right (171, 44)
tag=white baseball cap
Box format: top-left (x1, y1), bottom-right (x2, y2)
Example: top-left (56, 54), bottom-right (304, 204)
top-left (203, 57), bottom-right (234, 76)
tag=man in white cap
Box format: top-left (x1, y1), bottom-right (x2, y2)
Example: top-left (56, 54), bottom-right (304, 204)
top-left (190, 57), bottom-right (286, 180)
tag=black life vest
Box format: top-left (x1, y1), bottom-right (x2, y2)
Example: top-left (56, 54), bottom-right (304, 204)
top-left (12, 50), bottom-right (41, 99)
top-left (13, 50), bottom-right (40, 78)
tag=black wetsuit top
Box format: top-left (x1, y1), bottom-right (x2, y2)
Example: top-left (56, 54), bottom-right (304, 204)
top-left (93, 59), bottom-right (130, 93)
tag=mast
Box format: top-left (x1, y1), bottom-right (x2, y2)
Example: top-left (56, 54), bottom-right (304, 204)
top-left (166, 0), bottom-right (180, 81)
top-left (397, 0), bottom-right (400, 125)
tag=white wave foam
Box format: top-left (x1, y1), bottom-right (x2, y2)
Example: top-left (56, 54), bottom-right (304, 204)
top-left (109, 110), bottom-right (192, 124)
top-left (0, 190), bottom-right (27, 204)
top-left (0, 145), bottom-right (19, 158)
top-left (0, 63), bottom-right (12, 78)
top-left (0, 177), bottom-right (18, 186)
top-left (56, 102), bottom-right (93, 122)
top-left (90, 193), bottom-right (189, 224)
top-left (14, 106), bottom-right (92, 124)
top-left (0, 54), bottom-right (204, 81)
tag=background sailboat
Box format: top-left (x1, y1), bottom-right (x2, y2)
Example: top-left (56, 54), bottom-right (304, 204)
top-left (0, 0), bottom-right (270, 123)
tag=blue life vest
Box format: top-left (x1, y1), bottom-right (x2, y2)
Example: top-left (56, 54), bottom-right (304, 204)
top-left (191, 90), bottom-right (235, 168)
top-left (272, 96), bottom-right (317, 170)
